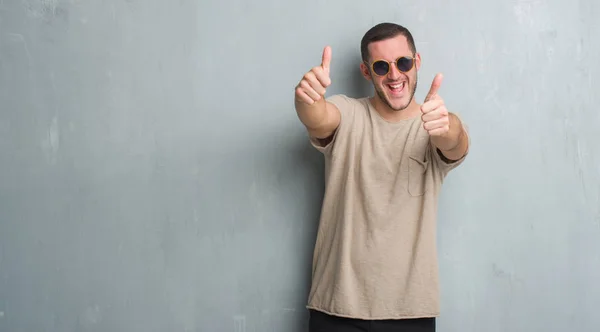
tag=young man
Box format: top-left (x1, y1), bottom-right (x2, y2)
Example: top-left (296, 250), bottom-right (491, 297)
top-left (294, 23), bottom-right (470, 332)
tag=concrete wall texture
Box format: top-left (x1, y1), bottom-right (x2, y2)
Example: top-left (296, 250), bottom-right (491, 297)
top-left (1, 0), bottom-right (599, 331)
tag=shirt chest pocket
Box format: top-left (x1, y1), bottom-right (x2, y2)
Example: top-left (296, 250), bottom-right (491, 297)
top-left (408, 155), bottom-right (429, 196)
top-left (407, 138), bottom-right (431, 196)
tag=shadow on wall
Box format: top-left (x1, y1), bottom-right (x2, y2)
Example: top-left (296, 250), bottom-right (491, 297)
top-left (329, 53), bottom-right (372, 99)
top-left (348, 55), bottom-right (372, 98)
top-left (189, 124), bottom-right (323, 330)
top-left (243, 123), bottom-right (325, 332)
top-left (192, 56), bottom-right (368, 331)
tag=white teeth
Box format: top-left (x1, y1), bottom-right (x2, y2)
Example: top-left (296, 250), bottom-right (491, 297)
top-left (390, 82), bottom-right (404, 89)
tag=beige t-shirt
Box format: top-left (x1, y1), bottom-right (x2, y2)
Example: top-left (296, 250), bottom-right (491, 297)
top-left (306, 94), bottom-right (468, 320)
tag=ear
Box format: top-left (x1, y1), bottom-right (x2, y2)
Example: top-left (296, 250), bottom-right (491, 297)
top-left (360, 62), bottom-right (372, 81)
top-left (415, 52), bottom-right (422, 71)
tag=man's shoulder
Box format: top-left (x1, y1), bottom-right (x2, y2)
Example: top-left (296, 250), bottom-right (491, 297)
top-left (326, 94), bottom-right (369, 114)
top-left (307, 94), bottom-right (368, 154)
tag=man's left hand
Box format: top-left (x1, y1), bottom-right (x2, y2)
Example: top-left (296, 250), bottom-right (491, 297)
top-left (421, 73), bottom-right (450, 137)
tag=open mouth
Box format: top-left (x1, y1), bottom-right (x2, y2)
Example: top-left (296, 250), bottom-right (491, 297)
top-left (386, 81), bottom-right (406, 95)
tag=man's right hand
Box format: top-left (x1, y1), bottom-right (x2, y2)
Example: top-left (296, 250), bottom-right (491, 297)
top-left (294, 46), bottom-right (340, 140)
top-left (295, 46), bottom-right (332, 105)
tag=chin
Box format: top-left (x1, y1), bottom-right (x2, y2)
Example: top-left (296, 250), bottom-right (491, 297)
top-left (392, 105), bottom-right (409, 112)
top-left (387, 97), bottom-right (411, 111)
top-left (375, 87), bottom-right (413, 111)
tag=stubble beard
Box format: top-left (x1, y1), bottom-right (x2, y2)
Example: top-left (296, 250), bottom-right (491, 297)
top-left (375, 76), bottom-right (418, 112)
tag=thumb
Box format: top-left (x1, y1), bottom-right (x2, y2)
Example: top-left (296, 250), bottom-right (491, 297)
top-left (321, 46), bottom-right (332, 73)
top-left (424, 73), bottom-right (443, 102)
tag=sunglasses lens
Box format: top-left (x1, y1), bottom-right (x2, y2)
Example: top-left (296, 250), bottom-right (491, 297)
top-left (397, 57), bottom-right (414, 72)
top-left (372, 61), bottom-right (390, 76)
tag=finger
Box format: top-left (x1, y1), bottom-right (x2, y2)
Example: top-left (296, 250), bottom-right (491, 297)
top-left (295, 87), bottom-right (315, 104)
top-left (424, 73), bottom-right (443, 102)
top-left (423, 118), bottom-right (448, 131)
top-left (312, 66), bottom-right (331, 88)
top-left (420, 99), bottom-right (444, 114)
top-left (427, 126), bottom-right (449, 136)
top-left (300, 80), bottom-right (322, 101)
top-left (305, 72), bottom-right (327, 95)
top-left (422, 110), bottom-right (447, 123)
top-left (321, 46), bottom-right (332, 73)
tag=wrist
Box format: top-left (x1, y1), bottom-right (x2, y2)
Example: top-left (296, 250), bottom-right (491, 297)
top-left (433, 113), bottom-right (463, 151)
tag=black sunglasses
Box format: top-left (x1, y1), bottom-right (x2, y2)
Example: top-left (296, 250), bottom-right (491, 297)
top-left (367, 56), bottom-right (415, 76)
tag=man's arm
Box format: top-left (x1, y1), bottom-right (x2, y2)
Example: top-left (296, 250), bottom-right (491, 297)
top-left (430, 112), bottom-right (469, 162)
top-left (420, 73), bottom-right (469, 162)
top-left (295, 99), bottom-right (340, 139)
top-left (294, 46), bottom-right (341, 139)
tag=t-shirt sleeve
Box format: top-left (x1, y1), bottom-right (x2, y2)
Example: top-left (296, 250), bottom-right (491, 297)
top-left (430, 114), bottom-right (470, 176)
top-left (308, 94), bottom-right (354, 156)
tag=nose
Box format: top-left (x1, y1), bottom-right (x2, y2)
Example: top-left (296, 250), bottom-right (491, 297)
top-left (387, 62), bottom-right (401, 80)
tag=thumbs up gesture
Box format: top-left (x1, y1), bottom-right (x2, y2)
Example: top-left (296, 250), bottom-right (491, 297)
top-left (420, 73), bottom-right (450, 137)
top-left (295, 46), bottom-right (332, 105)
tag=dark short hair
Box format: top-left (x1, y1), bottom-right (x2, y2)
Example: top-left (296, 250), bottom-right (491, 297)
top-left (360, 23), bottom-right (416, 62)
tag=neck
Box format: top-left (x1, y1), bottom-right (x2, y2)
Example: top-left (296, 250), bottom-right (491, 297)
top-left (369, 94), bottom-right (420, 122)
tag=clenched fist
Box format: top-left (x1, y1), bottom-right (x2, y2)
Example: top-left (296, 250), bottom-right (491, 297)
top-left (421, 73), bottom-right (450, 137)
top-left (295, 46), bottom-right (332, 105)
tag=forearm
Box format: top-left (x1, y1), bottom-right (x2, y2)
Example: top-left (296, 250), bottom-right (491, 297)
top-left (295, 98), bottom-right (340, 139)
top-left (431, 113), bottom-right (468, 161)
top-left (295, 98), bottom-right (328, 130)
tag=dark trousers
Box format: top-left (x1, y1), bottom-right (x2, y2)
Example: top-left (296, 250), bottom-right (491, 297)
top-left (308, 309), bottom-right (436, 332)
